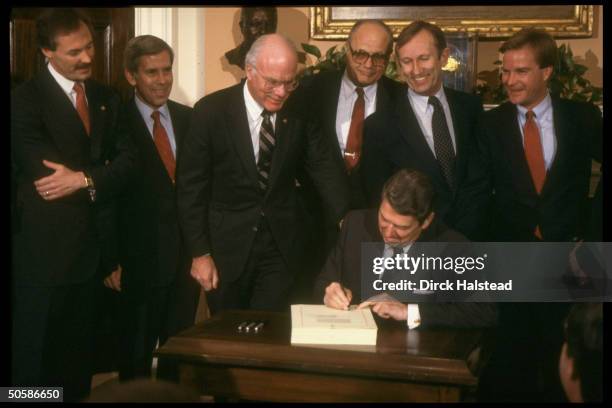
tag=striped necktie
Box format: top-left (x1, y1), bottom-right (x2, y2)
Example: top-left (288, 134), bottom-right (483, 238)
top-left (257, 110), bottom-right (275, 191)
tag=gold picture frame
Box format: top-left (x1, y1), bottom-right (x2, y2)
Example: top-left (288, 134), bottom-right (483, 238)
top-left (310, 6), bottom-right (593, 40)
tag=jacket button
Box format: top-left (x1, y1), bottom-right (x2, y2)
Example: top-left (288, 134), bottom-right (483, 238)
top-left (252, 226), bottom-right (258, 232)
top-left (260, 210), bottom-right (265, 217)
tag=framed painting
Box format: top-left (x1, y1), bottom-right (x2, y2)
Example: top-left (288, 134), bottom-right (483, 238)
top-left (310, 5), bottom-right (593, 39)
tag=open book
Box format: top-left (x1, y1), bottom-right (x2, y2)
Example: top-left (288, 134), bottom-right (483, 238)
top-left (290, 304), bottom-right (378, 346)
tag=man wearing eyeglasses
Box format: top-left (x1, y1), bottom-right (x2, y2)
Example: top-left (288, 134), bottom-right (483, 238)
top-left (360, 20), bottom-right (487, 241)
top-left (289, 20), bottom-right (405, 303)
top-left (177, 34), bottom-right (349, 313)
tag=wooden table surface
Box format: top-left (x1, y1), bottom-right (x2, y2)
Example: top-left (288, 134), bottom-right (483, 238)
top-left (155, 309), bottom-right (489, 402)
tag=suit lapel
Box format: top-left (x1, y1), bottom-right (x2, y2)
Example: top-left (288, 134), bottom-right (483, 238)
top-left (444, 87), bottom-right (467, 187)
top-left (394, 95), bottom-right (444, 182)
top-left (541, 97), bottom-right (568, 198)
top-left (266, 109), bottom-right (292, 192)
top-left (85, 80), bottom-right (106, 161)
top-left (39, 69), bottom-right (90, 160)
top-left (499, 102), bottom-right (539, 198)
top-left (127, 99), bottom-right (175, 188)
top-left (327, 72), bottom-right (343, 158)
top-left (226, 86), bottom-right (260, 187)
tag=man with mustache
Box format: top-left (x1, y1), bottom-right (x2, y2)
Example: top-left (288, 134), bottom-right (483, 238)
top-left (177, 34), bottom-right (349, 313)
top-left (11, 8), bottom-right (134, 401)
top-left (360, 20), bottom-right (488, 241)
top-left (102, 35), bottom-right (198, 381)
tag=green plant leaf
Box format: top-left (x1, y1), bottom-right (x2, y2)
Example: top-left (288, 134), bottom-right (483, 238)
top-left (301, 43), bottom-right (321, 59)
top-left (325, 45), bottom-right (337, 59)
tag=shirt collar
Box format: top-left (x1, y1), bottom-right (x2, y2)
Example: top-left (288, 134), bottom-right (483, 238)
top-left (47, 62), bottom-right (81, 95)
top-left (340, 70), bottom-right (377, 102)
top-left (516, 92), bottom-right (552, 120)
top-left (407, 85), bottom-right (447, 115)
top-left (134, 92), bottom-right (170, 121)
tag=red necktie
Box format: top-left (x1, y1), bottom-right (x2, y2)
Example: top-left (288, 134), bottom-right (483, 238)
top-left (73, 82), bottom-right (90, 135)
top-left (523, 110), bottom-right (546, 239)
top-left (151, 111), bottom-right (176, 183)
top-left (344, 87), bottom-right (365, 172)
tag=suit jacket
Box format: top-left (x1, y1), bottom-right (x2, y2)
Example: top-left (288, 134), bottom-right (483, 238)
top-left (481, 97), bottom-right (602, 241)
top-left (11, 68), bottom-right (134, 286)
top-left (314, 209), bottom-right (498, 328)
top-left (361, 87), bottom-right (487, 240)
top-left (117, 98), bottom-right (193, 297)
top-left (290, 70), bottom-right (406, 210)
top-left (177, 82), bottom-right (350, 284)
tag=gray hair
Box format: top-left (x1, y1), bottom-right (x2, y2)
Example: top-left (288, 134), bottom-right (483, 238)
top-left (244, 33), bottom-right (297, 68)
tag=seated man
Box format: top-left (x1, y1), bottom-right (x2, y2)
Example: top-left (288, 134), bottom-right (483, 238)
top-left (314, 169), bottom-right (497, 328)
top-left (559, 303), bottom-right (602, 402)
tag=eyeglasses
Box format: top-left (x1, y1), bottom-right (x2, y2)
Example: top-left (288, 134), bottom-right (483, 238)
top-left (251, 66), bottom-right (299, 92)
top-left (347, 43), bottom-right (389, 68)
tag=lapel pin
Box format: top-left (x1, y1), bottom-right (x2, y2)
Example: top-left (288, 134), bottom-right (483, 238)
top-left (100, 105), bottom-right (106, 111)
top-left (282, 118), bottom-right (287, 124)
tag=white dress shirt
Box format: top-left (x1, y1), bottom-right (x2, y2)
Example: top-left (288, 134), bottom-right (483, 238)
top-left (407, 87), bottom-right (457, 156)
top-left (382, 243), bottom-right (421, 330)
top-left (335, 71), bottom-right (377, 155)
top-left (516, 93), bottom-right (556, 170)
top-left (244, 82), bottom-right (277, 162)
top-left (47, 62), bottom-right (87, 108)
top-left (134, 94), bottom-right (177, 157)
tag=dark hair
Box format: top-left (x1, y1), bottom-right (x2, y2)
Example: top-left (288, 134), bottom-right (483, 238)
top-left (395, 20), bottom-right (446, 57)
top-left (564, 303), bottom-right (603, 402)
top-left (381, 169), bottom-right (434, 223)
top-left (240, 7), bottom-right (278, 34)
top-left (499, 28), bottom-right (557, 69)
top-left (124, 35), bottom-right (174, 74)
top-left (36, 8), bottom-right (93, 51)
top-left (348, 19), bottom-right (394, 56)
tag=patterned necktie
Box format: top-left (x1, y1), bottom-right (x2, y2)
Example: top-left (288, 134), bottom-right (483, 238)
top-left (523, 110), bottom-right (546, 239)
top-left (73, 82), bottom-right (90, 135)
top-left (344, 87), bottom-right (365, 172)
top-left (428, 96), bottom-right (456, 191)
top-left (151, 111), bottom-right (176, 183)
top-left (257, 110), bottom-right (275, 191)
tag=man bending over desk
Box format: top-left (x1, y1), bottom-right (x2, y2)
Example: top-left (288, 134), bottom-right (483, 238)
top-left (314, 169), bottom-right (497, 329)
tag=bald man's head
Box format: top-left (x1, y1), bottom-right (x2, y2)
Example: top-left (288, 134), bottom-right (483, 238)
top-left (245, 34), bottom-right (299, 112)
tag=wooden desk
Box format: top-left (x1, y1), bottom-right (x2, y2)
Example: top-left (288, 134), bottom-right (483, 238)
top-left (155, 310), bottom-right (489, 402)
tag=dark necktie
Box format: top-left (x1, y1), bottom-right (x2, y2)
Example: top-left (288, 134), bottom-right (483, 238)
top-left (344, 87), bottom-right (365, 172)
top-left (151, 111), bottom-right (176, 183)
top-left (428, 96), bottom-right (456, 191)
top-left (523, 110), bottom-right (546, 239)
top-left (73, 82), bottom-right (90, 136)
top-left (257, 110), bottom-right (275, 191)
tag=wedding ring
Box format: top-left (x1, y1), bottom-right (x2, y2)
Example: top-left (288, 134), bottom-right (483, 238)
top-left (44, 191), bottom-right (49, 196)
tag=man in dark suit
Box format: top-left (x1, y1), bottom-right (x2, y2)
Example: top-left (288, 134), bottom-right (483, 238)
top-left (481, 29), bottom-right (602, 242)
top-left (101, 35), bottom-right (198, 381)
top-left (11, 8), bottom-right (134, 401)
top-left (477, 29), bottom-right (602, 402)
top-left (289, 20), bottom-right (404, 302)
top-left (314, 169), bottom-right (497, 328)
top-left (177, 34), bottom-right (349, 314)
top-left (361, 21), bottom-right (487, 241)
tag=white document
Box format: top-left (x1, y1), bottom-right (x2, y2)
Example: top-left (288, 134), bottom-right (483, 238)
top-left (290, 304), bottom-right (378, 345)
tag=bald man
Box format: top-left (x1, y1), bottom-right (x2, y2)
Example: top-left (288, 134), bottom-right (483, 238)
top-left (177, 34), bottom-right (349, 313)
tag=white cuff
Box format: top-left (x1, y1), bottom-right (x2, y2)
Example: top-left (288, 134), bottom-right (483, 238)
top-left (406, 304), bottom-right (421, 329)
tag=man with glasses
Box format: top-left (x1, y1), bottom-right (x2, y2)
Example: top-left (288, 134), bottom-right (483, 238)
top-left (290, 20), bottom-right (404, 303)
top-left (177, 34), bottom-right (349, 313)
top-left (360, 20), bottom-right (487, 241)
